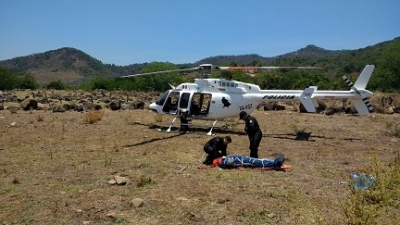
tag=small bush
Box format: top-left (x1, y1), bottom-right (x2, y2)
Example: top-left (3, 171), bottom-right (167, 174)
top-left (84, 110), bottom-right (105, 124)
top-left (341, 153), bottom-right (400, 224)
top-left (154, 114), bottom-right (163, 123)
top-left (9, 108), bottom-right (18, 114)
top-left (36, 114), bottom-right (44, 122)
top-left (136, 175), bottom-right (154, 188)
top-left (289, 123), bottom-right (306, 135)
top-left (385, 122), bottom-right (400, 138)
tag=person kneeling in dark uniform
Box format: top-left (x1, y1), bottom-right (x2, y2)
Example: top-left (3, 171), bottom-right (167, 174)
top-left (203, 136), bottom-right (232, 165)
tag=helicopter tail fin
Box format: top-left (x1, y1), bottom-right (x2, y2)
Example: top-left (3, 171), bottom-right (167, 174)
top-left (353, 65), bottom-right (374, 90)
top-left (342, 65), bottom-right (375, 115)
top-left (299, 87), bottom-right (316, 113)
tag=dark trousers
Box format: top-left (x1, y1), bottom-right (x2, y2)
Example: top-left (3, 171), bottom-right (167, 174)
top-left (249, 132), bottom-right (262, 158)
top-left (203, 146), bottom-right (223, 164)
top-left (180, 117), bottom-right (190, 133)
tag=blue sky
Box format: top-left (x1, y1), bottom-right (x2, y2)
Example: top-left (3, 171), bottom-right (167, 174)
top-left (1, 0), bottom-right (399, 66)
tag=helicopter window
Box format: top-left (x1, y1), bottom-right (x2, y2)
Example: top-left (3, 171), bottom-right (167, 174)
top-left (191, 93), bottom-right (212, 115)
top-left (218, 81), bottom-right (221, 86)
top-left (156, 91), bottom-right (169, 105)
top-left (179, 93), bottom-right (190, 108)
top-left (231, 83), bottom-right (234, 87)
top-left (168, 92), bottom-right (180, 111)
top-left (221, 82), bottom-right (225, 87)
top-left (235, 84), bottom-right (238, 87)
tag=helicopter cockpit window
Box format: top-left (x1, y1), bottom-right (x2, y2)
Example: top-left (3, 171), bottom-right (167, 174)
top-left (231, 83), bottom-right (234, 87)
top-left (162, 91), bottom-right (180, 113)
top-left (156, 91), bottom-right (169, 105)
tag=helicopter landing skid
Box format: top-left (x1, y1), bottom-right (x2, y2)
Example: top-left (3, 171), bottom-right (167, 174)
top-left (206, 120), bottom-right (218, 136)
top-left (166, 116), bottom-right (178, 133)
top-left (154, 119), bottom-right (219, 135)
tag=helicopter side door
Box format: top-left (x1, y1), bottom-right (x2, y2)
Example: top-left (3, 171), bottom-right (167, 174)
top-left (177, 92), bottom-right (191, 113)
top-left (189, 93), bottom-right (212, 117)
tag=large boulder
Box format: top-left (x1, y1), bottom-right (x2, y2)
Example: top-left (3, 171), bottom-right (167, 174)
top-left (133, 101), bottom-right (145, 110)
top-left (263, 102), bottom-right (285, 111)
top-left (83, 102), bottom-right (102, 111)
top-left (299, 100), bottom-right (327, 113)
top-left (110, 100), bottom-right (122, 111)
top-left (20, 98), bottom-right (38, 111)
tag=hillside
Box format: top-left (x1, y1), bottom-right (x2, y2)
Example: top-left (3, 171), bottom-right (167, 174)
top-left (0, 37), bottom-right (399, 86)
top-left (0, 48), bottom-right (117, 86)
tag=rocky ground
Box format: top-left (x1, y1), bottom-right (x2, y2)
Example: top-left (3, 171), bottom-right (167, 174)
top-left (0, 97), bottom-right (399, 224)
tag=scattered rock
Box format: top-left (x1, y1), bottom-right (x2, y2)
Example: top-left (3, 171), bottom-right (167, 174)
top-left (130, 198), bottom-right (144, 208)
top-left (114, 175), bottom-right (130, 185)
top-left (107, 175), bottom-right (131, 185)
top-left (10, 122), bottom-right (16, 127)
top-left (107, 179), bottom-right (117, 185)
top-left (52, 105), bottom-right (65, 113)
top-left (106, 212), bottom-right (116, 218)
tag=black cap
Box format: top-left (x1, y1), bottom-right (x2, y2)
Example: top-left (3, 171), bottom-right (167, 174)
top-left (239, 111), bottom-right (247, 119)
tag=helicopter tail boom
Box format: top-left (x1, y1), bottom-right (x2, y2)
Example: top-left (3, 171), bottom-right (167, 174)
top-left (260, 65), bottom-right (375, 115)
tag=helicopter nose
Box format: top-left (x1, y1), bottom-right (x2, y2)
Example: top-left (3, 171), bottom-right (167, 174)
top-left (149, 102), bottom-right (159, 113)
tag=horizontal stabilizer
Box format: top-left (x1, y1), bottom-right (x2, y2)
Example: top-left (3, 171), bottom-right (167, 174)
top-left (300, 87), bottom-right (316, 112)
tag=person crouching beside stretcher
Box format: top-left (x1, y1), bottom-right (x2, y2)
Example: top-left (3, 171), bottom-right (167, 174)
top-left (203, 136), bottom-right (232, 165)
top-left (212, 155), bottom-right (284, 169)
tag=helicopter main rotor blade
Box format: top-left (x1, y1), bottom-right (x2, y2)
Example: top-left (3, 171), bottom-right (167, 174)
top-left (215, 66), bottom-right (320, 70)
top-left (122, 67), bottom-right (199, 78)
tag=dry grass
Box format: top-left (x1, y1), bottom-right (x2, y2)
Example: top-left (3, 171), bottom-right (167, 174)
top-left (0, 101), bottom-right (399, 224)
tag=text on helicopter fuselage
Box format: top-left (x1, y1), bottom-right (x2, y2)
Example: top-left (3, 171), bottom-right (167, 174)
top-left (239, 104), bottom-right (253, 111)
top-left (262, 95), bottom-right (296, 100)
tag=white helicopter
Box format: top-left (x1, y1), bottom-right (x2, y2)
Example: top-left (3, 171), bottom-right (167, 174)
top-left (123, 64), bottom-right (375, 135)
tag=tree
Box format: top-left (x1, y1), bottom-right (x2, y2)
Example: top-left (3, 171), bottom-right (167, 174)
top-left (46, 80), bottom-right (67, 90)
top-left (0, 67), bottom-right (19, 90)
top-left (19, 74), bottom-right (38, 90)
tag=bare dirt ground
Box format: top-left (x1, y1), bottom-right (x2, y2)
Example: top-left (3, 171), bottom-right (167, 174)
top-left (0, 101), bottom-right (399, 224)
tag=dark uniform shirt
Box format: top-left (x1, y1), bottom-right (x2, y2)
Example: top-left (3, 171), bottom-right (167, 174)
top-left (245, 115), bottom-right (262, 137)
top-left (204, 137), bottom-right (227, 156)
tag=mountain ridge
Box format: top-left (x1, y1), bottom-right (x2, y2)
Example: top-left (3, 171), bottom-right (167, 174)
top-left (0, 37), bottom-right (398, 86)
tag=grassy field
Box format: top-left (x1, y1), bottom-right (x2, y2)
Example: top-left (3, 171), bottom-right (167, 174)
top-left (0, 103), bottom-right (399, 224)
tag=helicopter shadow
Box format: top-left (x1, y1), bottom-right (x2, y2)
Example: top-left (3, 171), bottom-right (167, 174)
top-left (147, 123), bottom-right (247, 136)
top-left (127, 122), bottom-right (361, 144)
top-left (269, 132), bottom-right (316, 141)
top-left (122, 133), bottom-right (185, 147)
top-left (269, 132), bottom-right (362, 142)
